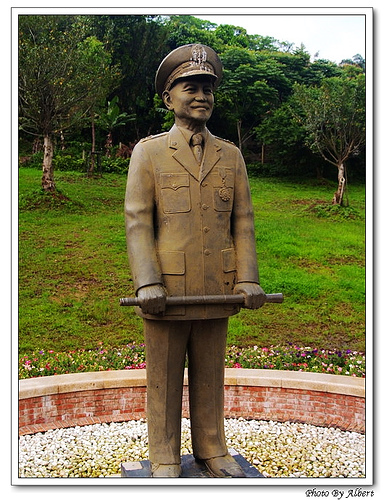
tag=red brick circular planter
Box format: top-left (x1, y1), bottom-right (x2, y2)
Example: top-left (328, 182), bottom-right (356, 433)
top-left (19, 368), bottom-right (365, 436)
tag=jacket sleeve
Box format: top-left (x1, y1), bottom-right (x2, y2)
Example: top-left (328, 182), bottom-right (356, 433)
top-left (124, 142), bottom-right (163, 293)
top-left (232, 149), bottom-right (260, 284)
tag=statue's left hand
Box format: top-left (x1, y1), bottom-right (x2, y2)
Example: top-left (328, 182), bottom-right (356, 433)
top-left (233, 282), bottom-right (266, 309)
top-left (137, 284), bottom-right (167, 315)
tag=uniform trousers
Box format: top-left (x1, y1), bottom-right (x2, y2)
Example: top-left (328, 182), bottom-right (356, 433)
top-left (144, 317), bottom-right (229, 465)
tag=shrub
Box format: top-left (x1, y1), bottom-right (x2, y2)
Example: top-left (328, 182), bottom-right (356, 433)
top-left (101, 157), bottom-right (130, 175)
top-left (53, 154), bottom-right (86, 172)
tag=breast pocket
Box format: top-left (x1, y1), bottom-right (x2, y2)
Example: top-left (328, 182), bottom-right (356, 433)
top-left (212, 168), bottom-right (234, 212)
top-left (160, 173), bottom-right (191, 213)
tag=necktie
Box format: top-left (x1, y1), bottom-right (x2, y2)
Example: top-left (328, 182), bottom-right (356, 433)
top-left (191, 133), bottom-right (204, 165)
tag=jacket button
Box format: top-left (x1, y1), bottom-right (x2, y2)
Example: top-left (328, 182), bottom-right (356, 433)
top-left (204, 249), bottom-right (211, 256)
top-left (203, 226), bottom-right (210, 233)
top-left (202, 204), bottom-right (209, 210)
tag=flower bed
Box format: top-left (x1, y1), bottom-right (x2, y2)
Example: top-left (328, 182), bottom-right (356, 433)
top-left (19, 342), bottom-right (365, 379)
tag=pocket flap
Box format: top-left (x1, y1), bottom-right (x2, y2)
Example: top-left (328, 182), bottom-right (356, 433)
top-left (160, 173), bottom-right (190, 190)
top-left (222, 248), bottom-right (236, 273)
top-left (212, 168), bottom-right (234, 188)
top-left (159, 251), bottom-right (185, 275)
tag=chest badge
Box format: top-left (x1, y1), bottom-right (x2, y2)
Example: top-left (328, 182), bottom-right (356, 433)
top-left (218, 167), bottom-right (231, 202)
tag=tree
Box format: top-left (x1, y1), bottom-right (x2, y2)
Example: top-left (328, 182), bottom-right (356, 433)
top-left (255, 102), bottom-right (310, 175)
top-left (75, 35), bottom-right (121, 174)
top-left (97, 96), bottom-right (135, 156)
top-left (291, 74), bottom-right (365, 205)
top-left (215, 47), bottom-right (279, 151)
top-left (340, 54), bottom-right (365, 72)
top-left (213, 23), bottom-right (250, 49)
top-left (91, 15), bottom-right (170, 141)
top-left (301, 58), bottom-right (343, 86)
top-left (18, 15), bottom-right (118, 191)
top-left (164, 15), bottom-right (222, 52)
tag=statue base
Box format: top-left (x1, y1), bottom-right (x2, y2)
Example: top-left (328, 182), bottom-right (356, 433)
top-left (121, 448), bottom-right (264, 478)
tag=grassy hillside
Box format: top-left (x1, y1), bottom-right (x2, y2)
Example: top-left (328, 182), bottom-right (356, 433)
top-left (18, 169), bottom-right (366, 355)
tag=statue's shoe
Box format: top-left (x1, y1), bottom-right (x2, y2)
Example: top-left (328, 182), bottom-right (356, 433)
top-left (150, 463), bottom-right (181, 477)
top-left (201, 454), bottom-right (246, 478)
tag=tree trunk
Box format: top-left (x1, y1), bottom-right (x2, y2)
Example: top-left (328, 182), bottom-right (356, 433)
top-left (41, 134), bottom-right (55, 192)
top-left (89, 112), bottom-right (96, 175)
top-left (105, 131), bottom-right (112, 157)
top-left (332, 162), bottom-right (346, 205)
top-left (316, 165), bottom-right (324, 180)
top-left (59, 131), bottom-right (66, 150)
top-left (236, 119), bottom-right (242, 152)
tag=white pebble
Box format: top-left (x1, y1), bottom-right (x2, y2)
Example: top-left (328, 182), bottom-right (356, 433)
top-left (18, 418), bottom-right (365, 478)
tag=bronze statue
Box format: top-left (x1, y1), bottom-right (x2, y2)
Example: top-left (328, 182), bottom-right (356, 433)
top-left (124, 44), bottom-right (266, 478)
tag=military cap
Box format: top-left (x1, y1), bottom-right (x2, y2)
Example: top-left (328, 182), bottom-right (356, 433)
top-left (155, 44), bottom-right (223, 96)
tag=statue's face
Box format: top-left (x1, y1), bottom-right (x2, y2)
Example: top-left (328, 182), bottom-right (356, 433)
top-left (163, 76), bottom-right (214, 127)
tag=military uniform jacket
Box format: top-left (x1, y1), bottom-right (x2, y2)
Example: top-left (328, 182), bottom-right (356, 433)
top-left (125, 125), bottom-right (260, 320)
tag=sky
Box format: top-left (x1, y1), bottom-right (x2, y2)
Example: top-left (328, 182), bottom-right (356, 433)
top-left (197, 13), bottom-right (367, 64)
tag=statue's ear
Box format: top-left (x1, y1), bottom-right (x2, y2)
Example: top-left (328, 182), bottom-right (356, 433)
top-left (162, 91), bottom-right (173, 111)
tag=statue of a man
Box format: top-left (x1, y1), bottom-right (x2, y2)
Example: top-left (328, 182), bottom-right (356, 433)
top-left (125, 44), bottom-right (266, 477)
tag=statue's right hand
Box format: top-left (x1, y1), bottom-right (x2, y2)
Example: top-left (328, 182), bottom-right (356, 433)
top-left (137, 284), bottom-right (167, 315)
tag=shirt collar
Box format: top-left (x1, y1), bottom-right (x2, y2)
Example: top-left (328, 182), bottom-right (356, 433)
top-left (177, 126), bottom-right (207, 145)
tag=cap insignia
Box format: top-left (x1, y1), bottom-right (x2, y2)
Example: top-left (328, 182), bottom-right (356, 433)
top-left (190, 45), bottom-right (208, 67)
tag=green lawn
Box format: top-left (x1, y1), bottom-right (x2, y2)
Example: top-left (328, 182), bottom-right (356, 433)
top-left (18, 169), bottom-right (366, 355)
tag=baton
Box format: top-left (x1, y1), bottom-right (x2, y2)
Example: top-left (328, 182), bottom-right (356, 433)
top-left (119, 293), bottom-right (283, 307)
